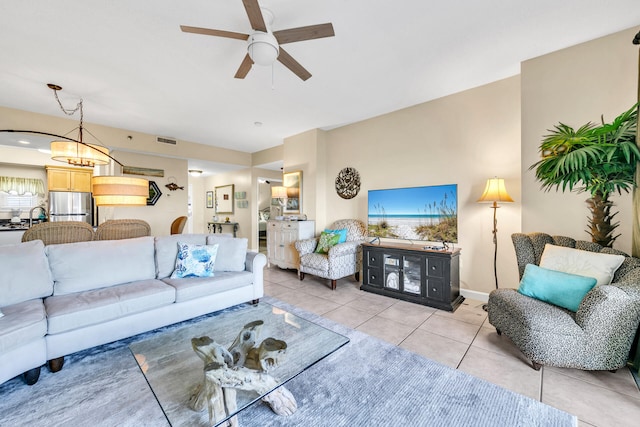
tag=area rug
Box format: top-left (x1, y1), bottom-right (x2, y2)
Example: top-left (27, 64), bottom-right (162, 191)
top-left (0, 296), bottom-right (576, 426)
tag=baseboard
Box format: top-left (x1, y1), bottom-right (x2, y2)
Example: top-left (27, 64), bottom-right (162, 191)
top-left (460, 289), bottom-right (489, 303)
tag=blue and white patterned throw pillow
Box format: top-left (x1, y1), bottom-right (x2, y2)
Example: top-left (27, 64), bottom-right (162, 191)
top-left (170, 242), bottom-right (219, 278)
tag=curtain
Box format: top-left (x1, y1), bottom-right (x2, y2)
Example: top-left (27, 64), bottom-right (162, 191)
top-left (0, 176), bottom-right (45, 195)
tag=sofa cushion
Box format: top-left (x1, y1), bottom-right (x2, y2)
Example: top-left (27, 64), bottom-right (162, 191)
top-left (518, 264), bottom-right (597, 312)
top-left (170, 243), bottom-right (219, 278)
top-left (45, 279), bottom-right (175, 334)
top-left (0, 240), bottom-right (53, 306)
top-left (47, 237), bottom-right (156, 296)
top-left (539, 244), bottom-right (625, 286)
top-left (155, 234), bottom-right (208, 279)
top-left (162, 271), bottom-right (254, 303)
top-left (0, 299), bottom-right (47, 354)
top-left (206, 235), bottom-right (247, 272)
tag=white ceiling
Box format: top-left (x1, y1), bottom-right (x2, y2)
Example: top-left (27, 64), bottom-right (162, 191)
top-left (1, 1), bottom-right (639, 173)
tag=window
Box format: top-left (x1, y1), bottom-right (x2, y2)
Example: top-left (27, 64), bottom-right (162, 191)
top-left (0, 191), bottom-right (39, 211)
top-left (0, 177), bottom-right (45, 212)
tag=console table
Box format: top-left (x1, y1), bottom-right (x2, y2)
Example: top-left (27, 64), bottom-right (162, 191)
top-left (267, 220), bottom-right (315, 269)
top-left (361, 242), bottom-right (463, 311)
top-left (207, 222), bottom-right (239, 237)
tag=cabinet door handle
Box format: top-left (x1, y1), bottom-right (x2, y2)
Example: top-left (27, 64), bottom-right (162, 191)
top-left (371, 275), bottom-right (376, 280)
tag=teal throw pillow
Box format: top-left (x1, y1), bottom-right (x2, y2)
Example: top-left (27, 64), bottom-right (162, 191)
top-left (171, 242), bottom-right (219, 278)
top-left (315, 231), bottom-right (341, 254)
top-left (324, 228), bottom-right (348, 243)
top-left (517, 264), bottom-right (597, 312)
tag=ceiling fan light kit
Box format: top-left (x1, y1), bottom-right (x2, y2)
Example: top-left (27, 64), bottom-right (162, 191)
top-left (247, 32), bottom-right (279, 65)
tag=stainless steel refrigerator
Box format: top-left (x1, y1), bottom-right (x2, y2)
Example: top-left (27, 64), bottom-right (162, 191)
top-left (48, 192), bottom-right (94, 225)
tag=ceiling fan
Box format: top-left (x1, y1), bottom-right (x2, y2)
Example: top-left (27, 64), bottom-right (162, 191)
top-left (180, 0), bottom-right (334, 81)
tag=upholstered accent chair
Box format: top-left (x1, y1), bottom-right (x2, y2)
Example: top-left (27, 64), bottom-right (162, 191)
top-left (95, 219), bottom-right (151, 240)
top-left (22, 221), bottom-right (95, 245)
top-left (295, 219), bottom-right (367, 290)
top-left (487, 232), bottom-right (640, 371)
top-left (170, 216), bottom-right (187, 234)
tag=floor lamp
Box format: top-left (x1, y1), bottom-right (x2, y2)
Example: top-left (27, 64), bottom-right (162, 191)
top-left (477, 177), bottom-right (514, 310)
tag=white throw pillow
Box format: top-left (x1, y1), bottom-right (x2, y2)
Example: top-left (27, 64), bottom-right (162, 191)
top-left (0, 240), bottom-right (53, 306)
top-left (539, 244), bottom-right (625, 286)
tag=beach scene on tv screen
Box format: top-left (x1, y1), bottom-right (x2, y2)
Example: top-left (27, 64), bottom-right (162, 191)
top-left (368, 184), bottom-right (458, 242)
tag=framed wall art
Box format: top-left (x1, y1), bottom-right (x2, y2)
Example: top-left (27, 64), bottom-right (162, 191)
top-left (206, 191), bottom-right (214, 209)
top-left (215, 184), bottom-right (234, 214)
top-left (147, 181), bottom-right (162, 206)
top-left (283, 170), bottom-right (302, 214)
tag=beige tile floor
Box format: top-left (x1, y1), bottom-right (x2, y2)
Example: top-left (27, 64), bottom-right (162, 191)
top-left (263, 266), bottom-right (640, 427)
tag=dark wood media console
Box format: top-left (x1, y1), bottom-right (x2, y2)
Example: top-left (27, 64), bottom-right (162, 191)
top-left (360, 242), bottom-right (463, 311)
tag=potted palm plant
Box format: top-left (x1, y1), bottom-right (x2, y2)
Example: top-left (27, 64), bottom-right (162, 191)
top-left (530, 103), bottom-right (639, 247)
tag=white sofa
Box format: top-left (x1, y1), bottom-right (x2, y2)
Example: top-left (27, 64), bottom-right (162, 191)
top-left (0, 233), bottom-right (266, 385)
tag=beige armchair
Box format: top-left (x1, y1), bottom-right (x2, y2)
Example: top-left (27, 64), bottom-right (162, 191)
top-left (295, 219), bottom-right (367, 290)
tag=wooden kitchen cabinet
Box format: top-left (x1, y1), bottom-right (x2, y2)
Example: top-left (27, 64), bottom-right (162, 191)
top-left (46, 166), bottom-right (93, 192)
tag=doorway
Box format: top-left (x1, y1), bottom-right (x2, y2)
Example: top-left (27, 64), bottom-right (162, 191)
top-left (257, 178), bottom-right (281, 254)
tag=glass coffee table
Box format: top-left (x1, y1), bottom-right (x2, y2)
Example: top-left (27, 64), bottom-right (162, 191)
top-left (129, 302), bottom-right (349, 426)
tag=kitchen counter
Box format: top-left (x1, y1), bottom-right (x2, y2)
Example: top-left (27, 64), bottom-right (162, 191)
top-left (0, 224), bottom-right (30, 231)
top-left (0, 220), bottom-right (45, 231)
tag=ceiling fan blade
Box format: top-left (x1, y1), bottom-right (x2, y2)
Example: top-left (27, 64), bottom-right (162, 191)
top-left (234, 54), bottom-right (254, 79)
top-left (274, 23), bottom-right (335, 44)
top-left (242, 0), bottom-right (267, 32)
top-left (180, 25), bottom-right (248, 41)
top-left (277, 48), bottom-right (312, 81)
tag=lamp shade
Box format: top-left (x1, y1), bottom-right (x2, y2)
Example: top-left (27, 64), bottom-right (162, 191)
top-left (92, 176), bottom-right (148, 206)
top-left (51, 141), bottom-right (110, 167)
top-left (286, 187), bottom-right (299, 198)
top-left (271, 186), bottom-right (288, 199)
top-left (477, 178), bottom-right (514, 203)
top-left (247, 32), bottom-right (279, 65)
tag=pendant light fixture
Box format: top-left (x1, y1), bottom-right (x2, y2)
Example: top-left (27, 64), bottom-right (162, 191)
top-left (47, 83), bottom-right (148, 207)
top-left (92, 176), bottom-right (149, 206)
top-left (1, 83), bottom-right (149, 206)
top-left (48, 84), bottom-right (111, 167)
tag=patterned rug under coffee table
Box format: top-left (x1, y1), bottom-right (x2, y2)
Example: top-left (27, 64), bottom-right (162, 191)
top-left (129, 301), bottom-right (349, 426)
top-left (0, 296), bottom-right (577, 427)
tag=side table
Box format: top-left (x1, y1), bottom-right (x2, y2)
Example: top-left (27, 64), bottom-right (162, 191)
top-left (207, 222), bottom-right (239, 237)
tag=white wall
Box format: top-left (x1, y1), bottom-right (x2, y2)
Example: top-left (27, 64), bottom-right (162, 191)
top-left (284, 76), bottom-right (523, 295)
top-left (521, 27), bottom-right (638, 253)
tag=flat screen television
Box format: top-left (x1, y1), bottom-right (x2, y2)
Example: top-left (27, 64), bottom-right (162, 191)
top-left (367, 184), bottom-right (458, 242)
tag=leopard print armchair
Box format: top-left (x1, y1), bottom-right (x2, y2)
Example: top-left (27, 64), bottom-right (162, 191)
top-left (294, 219), bottom-right (367, 290)
top-left (487, 232), bottom-right (640, 371)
